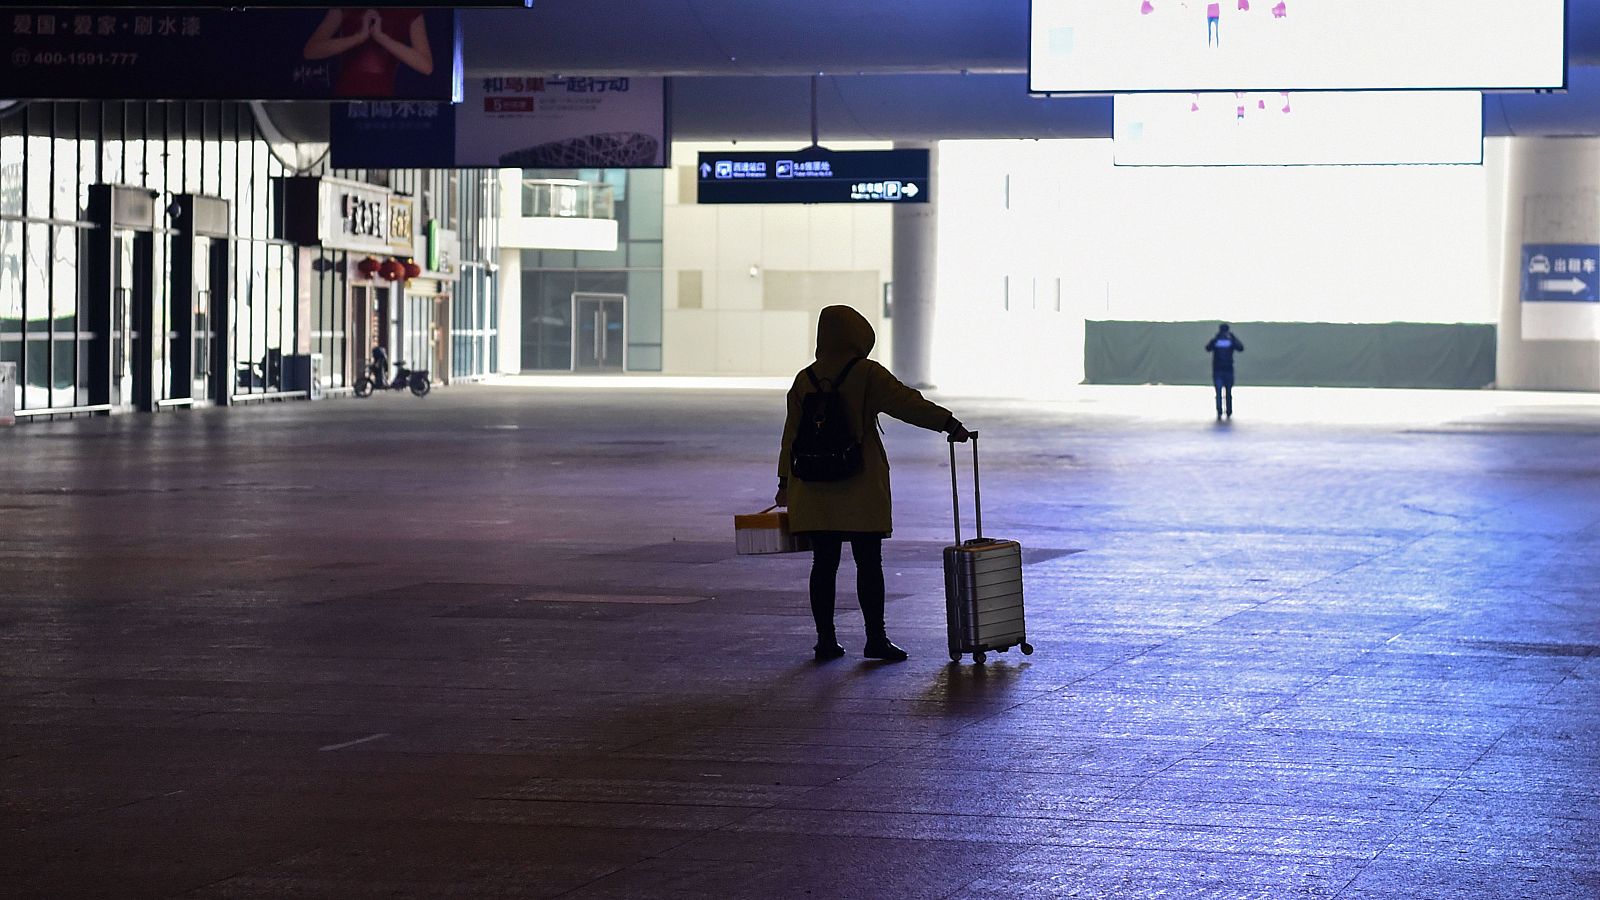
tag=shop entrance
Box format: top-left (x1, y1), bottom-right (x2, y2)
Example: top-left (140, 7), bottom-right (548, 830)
top-left (111, 228), bottom-right (156, 411)
top-left (572, 292), bottom-right (626, 371)
top-left (87, 185), bottom-right (160, 412)
top-left (352, 284), bottom-right (394, 383)
top-left (432, 295), bottom-right (451, 384)
top-left (179, 236), bottom-right (224, 404)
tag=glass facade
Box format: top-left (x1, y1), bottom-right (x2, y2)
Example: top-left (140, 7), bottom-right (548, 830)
top-left (520, 167), bottom-right (663, 371)
top-left (0, 101), bottom-right (500, 418)
top-left (449, 169), bottom-right (500, 380)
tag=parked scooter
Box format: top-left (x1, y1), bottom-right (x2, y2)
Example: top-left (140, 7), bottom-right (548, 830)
top-left (354, 357), bottom-right (431, 398)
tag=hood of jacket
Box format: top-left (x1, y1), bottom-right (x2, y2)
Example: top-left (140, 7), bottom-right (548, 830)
top-left (814, 305), bottom-right (876, 365)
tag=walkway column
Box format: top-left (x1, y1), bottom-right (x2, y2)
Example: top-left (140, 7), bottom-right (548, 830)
top-left (496, 169), bottom-right (524, 374)
top-left (1496, 137), bottom-right (1600, 390)
top-left (892, 141), bottom-right (938, 389)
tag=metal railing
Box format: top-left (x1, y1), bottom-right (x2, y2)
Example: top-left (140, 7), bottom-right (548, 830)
top-left (521, 179), bottom-right (615, 220)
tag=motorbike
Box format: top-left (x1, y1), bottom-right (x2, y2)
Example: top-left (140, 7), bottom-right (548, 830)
top-left (354, 358), bottom-right (431, 398)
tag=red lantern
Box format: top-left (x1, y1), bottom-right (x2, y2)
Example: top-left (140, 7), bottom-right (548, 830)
top-left (403, 258), bottom-right (422, 279)
top-left (356, 256), bottom-right (379, 278)
top-left (379, 258), bottom-right (404, 282)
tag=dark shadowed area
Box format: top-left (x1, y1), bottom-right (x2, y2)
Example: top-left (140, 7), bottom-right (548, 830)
top-left (2, 385), bottom-right (1598, 898)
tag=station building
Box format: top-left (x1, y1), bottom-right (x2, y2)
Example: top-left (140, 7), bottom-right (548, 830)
top-left (6, 6), bottom-right (1600, 413)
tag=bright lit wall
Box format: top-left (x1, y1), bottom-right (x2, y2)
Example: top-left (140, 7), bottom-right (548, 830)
top-left (1113, 91), bottom-right (1484, 167)
top-left (931, 138), bottom-right (1497, 394)
top-left (662, 141), bottom-right (894, 376)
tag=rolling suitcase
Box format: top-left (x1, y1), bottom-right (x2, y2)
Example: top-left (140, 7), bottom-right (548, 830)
top-left (944, 433), bottom-right (1033, 664)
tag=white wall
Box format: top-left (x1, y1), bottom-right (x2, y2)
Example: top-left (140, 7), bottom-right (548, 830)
top-left (494, 170), bottom-right (524, 373)
top-left (931, 138), bottom-right (1499, 395)
top-left (662, 141), bottom-right (896, 376)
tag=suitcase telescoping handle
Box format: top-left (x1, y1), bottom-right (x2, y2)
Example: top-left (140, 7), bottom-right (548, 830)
top-left (949, 431), bottom-right (981, 545)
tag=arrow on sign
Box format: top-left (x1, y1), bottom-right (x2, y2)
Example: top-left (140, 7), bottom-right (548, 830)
top-left (903, 183), bottom-right (920, 197)
top-left (699, 162), bottom-right (712, 178)
top-left (1539, 277), bottom-right (1588, 294)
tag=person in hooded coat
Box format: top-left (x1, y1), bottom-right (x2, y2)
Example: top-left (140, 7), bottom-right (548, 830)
top-left (775, 305), bottom-right (971, 662)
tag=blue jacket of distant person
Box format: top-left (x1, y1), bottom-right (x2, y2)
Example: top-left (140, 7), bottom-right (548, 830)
top-left (1206, 326), bottom-right (1244, 372)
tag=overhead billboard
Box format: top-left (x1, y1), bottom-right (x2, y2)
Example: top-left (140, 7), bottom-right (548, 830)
top-left (331, 76), bottom-right (669, 168)
top-left (1031, 0), bottom-right (1565, 93)
top-left (696, 149), bottom-right (930, 204)
top-left (0, 8), bottom-right (461, 100)
top-left (32, 2), bottom-right (528, 6)
top-left (1114, 91), bottom-right (1483, 166)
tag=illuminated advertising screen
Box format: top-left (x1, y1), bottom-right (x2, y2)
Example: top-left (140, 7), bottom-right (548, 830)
top-left (1114, 90), bottom-right (1483, 166)
top-left (1031, 1), bottom-right (1565, 93)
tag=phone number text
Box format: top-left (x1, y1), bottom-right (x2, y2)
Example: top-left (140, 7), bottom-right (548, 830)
top-left (12, 51), bottom-right (139, 67)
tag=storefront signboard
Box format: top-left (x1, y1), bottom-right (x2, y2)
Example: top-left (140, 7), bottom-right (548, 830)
top-left (284, 177), bottom-right (417, 255)
top-left (326, 181), bottom-right (392, 254)
top-left (1, 8), bottom-right (462, 101)
top-left (330, 75), bottom-right (669, 168)
top-left (387, 197), bottom-right (416, 255)
top-left (423, 224), bottom-right (461, 281)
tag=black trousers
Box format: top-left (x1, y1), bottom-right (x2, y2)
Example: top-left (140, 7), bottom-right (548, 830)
top-left (808, 532), bottom-right (886, 643)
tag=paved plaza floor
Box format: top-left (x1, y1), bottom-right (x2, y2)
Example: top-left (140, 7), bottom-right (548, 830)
top-left (2, 384), bottom-right (1598, 898)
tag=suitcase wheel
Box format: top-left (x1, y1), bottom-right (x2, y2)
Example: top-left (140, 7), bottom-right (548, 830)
top-left (973, 651), bottom-right (986, 665)
top-left (1021, 642), bottom-right (1034, 655)
top-left (949, 651), bottom-right (962, 663)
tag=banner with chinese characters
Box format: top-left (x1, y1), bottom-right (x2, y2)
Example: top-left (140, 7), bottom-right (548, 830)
top-left (330, 75), bottom-right (669, 169)
top-left (1, 8), bottom-right (461, 101)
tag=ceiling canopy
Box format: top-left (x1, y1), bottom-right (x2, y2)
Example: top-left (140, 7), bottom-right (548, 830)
top-left (458, 2), bottom-right (1600, 139)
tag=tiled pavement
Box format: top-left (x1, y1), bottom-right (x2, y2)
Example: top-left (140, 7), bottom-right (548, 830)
top-left (1, 385), bottom-right (1597, 898)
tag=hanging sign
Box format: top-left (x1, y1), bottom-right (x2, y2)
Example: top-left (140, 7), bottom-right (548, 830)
top-left (696, 149), bottom-right (930, 204)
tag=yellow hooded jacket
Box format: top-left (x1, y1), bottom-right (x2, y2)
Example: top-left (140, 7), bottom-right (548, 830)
top-left (779, 305), bottom-right (953, 535)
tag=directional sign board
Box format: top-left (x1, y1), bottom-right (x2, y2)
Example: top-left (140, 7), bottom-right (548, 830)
top-left (696, 149), bottom-right (929, 204)
top-left (1521, 244), bottom-right (1600, 303)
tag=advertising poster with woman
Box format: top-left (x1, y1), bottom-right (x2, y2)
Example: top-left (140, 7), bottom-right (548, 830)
top-left (301, 7), bottom-right (441, 99)
top-left (0, 7), bottom-right (460, 101)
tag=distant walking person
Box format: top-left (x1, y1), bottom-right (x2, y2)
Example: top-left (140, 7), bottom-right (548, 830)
top-left (1206, 323), bottom-right (1244, 419)
top-left (775, 306), bottom-right (971, 662)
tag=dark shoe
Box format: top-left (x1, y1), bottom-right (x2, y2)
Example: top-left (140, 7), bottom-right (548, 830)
top-left (814, 642), bottom-right (846, 661)
top-left (863, 639), bottom-right (908, 662)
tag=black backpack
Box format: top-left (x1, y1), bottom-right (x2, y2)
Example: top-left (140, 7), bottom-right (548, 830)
top-left (790, 358), bottom-right (864, 482)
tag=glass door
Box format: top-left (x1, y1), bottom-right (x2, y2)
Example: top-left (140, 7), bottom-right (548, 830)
top-left (571, 292), bottom-right (626, 371)
top-left (183, 235), bottom-right (223, 403)
top-left (351, 284), bottom-right (373, 385)
top-left (111, 231), bottom-right (138, 409)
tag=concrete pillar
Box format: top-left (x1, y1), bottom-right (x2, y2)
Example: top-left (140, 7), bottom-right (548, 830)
top-left (495, 170), bottom-right (523, 374)
top-left (1496, 137), bottom-right (1600, 390)
top-left (497, 249), bottom-right (523, 374)
top-left (892, 142), bottom-right (938, 389)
